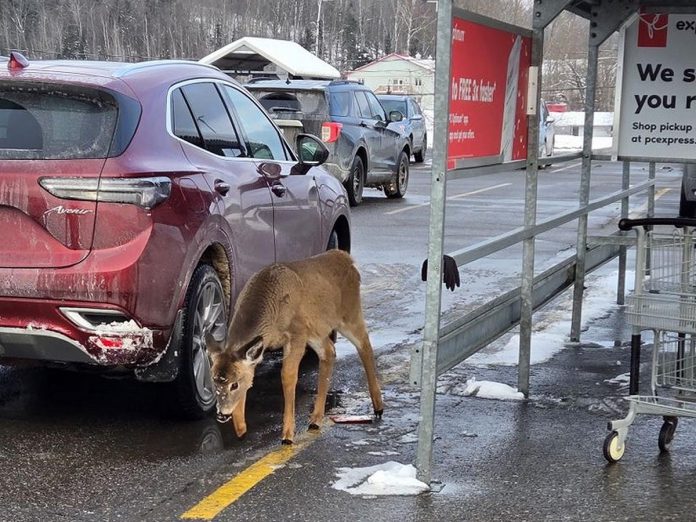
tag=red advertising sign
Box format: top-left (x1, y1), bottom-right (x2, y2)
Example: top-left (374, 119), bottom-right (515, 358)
top-left (637, 13), bottom-right (669, 48)
top-left (447, 15), bottom-right (531, 169)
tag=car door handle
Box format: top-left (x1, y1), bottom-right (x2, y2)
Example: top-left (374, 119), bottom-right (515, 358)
top-left (271, 182), bottom-right (286, 198)
top-left (214, 180), bottom-right (231, 196)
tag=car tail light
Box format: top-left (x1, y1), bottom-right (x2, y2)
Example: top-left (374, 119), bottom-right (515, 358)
top-left (39, 176), bottom-right (171, 209)
top-left (321, 122), bottom-right (342, 143)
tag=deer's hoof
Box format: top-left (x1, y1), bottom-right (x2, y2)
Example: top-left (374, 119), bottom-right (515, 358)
top-left (281, 439), bottom-right (293, 445)
top-left (374, 409), bottom-right (383, 419)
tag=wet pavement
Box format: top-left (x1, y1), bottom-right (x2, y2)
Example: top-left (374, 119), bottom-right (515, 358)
top-left (3, 303), bottom-right (696, 520)
top-left (184, 306), bottom-right (696, 522)
top-left (1, 161), bottom-right (693, 520)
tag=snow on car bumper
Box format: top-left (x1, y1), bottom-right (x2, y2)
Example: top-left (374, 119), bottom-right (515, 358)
top-left (0, 298), bottom-right (167, 366)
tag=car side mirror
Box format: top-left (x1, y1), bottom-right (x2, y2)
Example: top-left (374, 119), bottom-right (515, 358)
top-left (389, 110), bottom-right (404, 122)
top-left (295, 133), bottom-right (329, 166)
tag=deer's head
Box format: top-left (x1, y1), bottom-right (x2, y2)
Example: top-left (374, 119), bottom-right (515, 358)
top-left (205, 333), bottom-right (264, 425)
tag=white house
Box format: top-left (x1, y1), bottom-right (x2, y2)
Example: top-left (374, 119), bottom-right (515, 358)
top-left (200, 37), bottom-right (340, 83)
top-left (345, 53), bottom-right (435, 112)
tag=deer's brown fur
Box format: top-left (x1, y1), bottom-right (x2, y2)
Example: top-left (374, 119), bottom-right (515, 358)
top-left (205, 249), bottom-right (383, 444)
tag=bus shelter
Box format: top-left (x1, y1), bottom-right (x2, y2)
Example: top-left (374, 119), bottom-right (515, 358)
top-left (413, 0), bottom-right (696, 483)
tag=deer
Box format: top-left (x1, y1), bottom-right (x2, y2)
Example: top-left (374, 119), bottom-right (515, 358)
top-left (205, 249), bottom-right (384, 444)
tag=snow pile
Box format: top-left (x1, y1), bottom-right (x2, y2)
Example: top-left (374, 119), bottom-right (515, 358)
top-left (470, 270), bottom-right (631, 366)
top-left (332, 461), bottom-right (430, 496)
top-left (94, 319), bottom-right (145, 333)
top-left (90, 320), bottom-right (154, 352)
top-left (605, 372), bottom-right (630, 387)
top-left (461, 378), bottom-right (524, 401)
top-left (554, 134), bottom-right (613, 151)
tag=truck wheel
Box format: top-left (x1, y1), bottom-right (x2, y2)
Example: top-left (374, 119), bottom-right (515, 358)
top-left (344, 155), bottom-right (364, 207)
top-left (385, 150), bottom-right (409, 199)
top-left (173, 264), bottom-right (227, 419)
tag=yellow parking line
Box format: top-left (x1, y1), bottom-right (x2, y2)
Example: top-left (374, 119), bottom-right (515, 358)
top-left (180, 429), bottom-right (323, 520)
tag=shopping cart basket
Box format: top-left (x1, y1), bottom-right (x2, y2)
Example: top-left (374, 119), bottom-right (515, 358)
top-left (604, 217), bottom-right (696, 463)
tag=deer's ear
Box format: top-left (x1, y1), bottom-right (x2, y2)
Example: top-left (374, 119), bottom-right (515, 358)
top-left (205, 333), bottom-right (225, 355)
top-left (244, 336), bottom-right (265, 366)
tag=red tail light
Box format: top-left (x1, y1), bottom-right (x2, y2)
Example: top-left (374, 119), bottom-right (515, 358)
top-left (321, 122), bottom-right (342, 143)
top-left (8, 51), bottom-right (29, 71)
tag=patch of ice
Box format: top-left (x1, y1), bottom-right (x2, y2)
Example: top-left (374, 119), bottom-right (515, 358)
top-left (460, 378), bottom-right (524, 401)
top-left (332, 461), bottom-right (430, 496)
top-left (367, 451), bottom-right (400, 456)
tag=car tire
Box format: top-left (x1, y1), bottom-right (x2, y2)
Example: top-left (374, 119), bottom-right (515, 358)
top-left (344, 155), bottom-right (365, 207)
top-left (538, 141), bottom-right (549, 170)
top-left (327, 228), bottom-right (339, 250)
top-left (173, 264), bottom-right (227, 419)
top-left (414, 134), bottom-right (426, 163)
top-left (385, 150), bottom-right (409, 199)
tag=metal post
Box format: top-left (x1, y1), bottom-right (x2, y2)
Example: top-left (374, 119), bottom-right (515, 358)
top-left (414, 0), bottom-right (451, 485)
top-left (648, 162), bottom-right (656, 218)
top-left (645, 161), bottom-right (656, 275)
top-left (518, 27), bottom-right (544, 397)
top-left (617, 160), bottom-right (630, 305)
top-left (570, 41), bottom-right (600, 342)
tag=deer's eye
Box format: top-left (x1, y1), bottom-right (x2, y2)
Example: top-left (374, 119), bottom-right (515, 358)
top-left (230, 382), bottom-right (239, 390)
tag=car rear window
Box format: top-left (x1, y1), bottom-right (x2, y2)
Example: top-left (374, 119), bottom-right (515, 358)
top-left (0, 82), bottom-right (121, 160)
top-left (250, 89), bottom-right (328, 117)
top-left (329, 92), bottom-right (353, 117)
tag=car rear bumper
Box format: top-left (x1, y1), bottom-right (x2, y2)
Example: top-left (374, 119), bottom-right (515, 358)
top-left (0, 297), bottom-right (168, 366)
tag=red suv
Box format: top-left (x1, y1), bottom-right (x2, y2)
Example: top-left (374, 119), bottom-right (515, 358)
top-left (0, 53), bottom-right (351, 417)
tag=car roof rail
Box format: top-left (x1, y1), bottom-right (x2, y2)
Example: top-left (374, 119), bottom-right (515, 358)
top-left (112, 60), bottom-right (219, 78)
top-left (246, 76), bottom-right (282, 84)
top-left (328, 79), bottom-right (364, 86)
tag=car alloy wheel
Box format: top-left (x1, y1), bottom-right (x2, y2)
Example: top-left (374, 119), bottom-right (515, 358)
top-left (386, 150), bottom-right (409, 199)
top-left (191, 279), bottom-right (225, 405)
top-left (344, 155), bottom-right (365, 207)
top-left (174, 264), bottom-right (227, 419)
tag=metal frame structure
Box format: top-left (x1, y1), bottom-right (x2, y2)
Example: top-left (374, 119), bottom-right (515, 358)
top-left (412, 0), bottom-right (696, 484)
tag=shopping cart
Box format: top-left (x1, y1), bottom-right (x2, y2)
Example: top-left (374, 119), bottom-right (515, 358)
top-left (604, 217), bottom-right (696, 463)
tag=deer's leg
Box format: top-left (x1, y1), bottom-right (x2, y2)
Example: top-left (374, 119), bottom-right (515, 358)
top-left (309, 336), bottom-right (336, 430)
top-left (340, 320), bottom-right (384, 417)
top-left (231, 393), bottom-right (247, 439)
top-left (280, 339), bottom-right (306, 444)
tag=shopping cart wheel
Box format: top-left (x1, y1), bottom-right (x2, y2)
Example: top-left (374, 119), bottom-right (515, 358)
top-left (658, 418), bottom-right (678, 453)
top-left (603, 431), bottom-right (625, 463)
